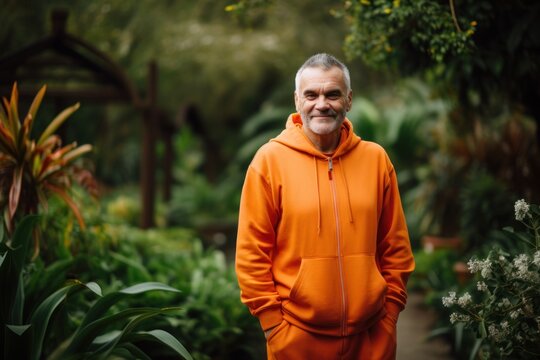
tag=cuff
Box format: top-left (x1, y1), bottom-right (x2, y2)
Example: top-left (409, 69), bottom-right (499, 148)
top-left (258, 307), bottom-right (283, 331)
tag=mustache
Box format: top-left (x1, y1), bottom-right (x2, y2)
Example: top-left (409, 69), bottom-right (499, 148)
top-left (310, 109), bottom-right (338, 117)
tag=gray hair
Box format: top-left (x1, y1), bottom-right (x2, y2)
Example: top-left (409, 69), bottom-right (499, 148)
top-left (294, 53), bottom-right (351, 91)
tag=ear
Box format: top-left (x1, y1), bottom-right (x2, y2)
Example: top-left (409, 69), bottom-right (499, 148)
top-left (346, 90), bottom-right (353, 112)
top-left (294, 91), bottom-right (300, 112)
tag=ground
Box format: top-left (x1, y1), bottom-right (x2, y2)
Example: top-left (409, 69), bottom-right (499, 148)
top-left (397, 292), bottom-right (454, 360)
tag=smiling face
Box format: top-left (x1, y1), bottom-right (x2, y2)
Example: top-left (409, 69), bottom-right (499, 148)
top-left (294, 66), bottom-right (352, 138)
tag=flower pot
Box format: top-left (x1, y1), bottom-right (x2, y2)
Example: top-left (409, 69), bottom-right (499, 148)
top-left (421, 235), bottom-right (462, 253)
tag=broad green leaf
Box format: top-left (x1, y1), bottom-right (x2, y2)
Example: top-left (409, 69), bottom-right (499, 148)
top-left (29, 282), bottom-right (76, 360)
top-left (10, 215), bottom-right (40, 272)
top-left (25, 258), bottom-right (74, 301)
top-left (27, 280), bottom-right (100, 360)
top-left (120, 282), bottom-right (180, 295)
top-left (12, 273), bottom-right (25, 324)
top-left (132, 329), bottom-right (193, 360)
top-left (85, 282), bottom-right (103, 297)
top-left (93, 330), bottom-right (121, 344)
top-left (92, 311), bottom-right (165, 358)
top-left (65, 307), bottom-right (178, 354)
top-left (115, 344), bottom-right (151, 360)
top-left (6, 324), bottom-right (31, 336)
top-left (37, 102), bottom-right (80, 145)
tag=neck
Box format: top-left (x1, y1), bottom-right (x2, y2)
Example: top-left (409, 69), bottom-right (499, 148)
top-left (303, 128), bottom-right (341, 154)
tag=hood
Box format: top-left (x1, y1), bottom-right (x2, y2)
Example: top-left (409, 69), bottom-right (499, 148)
top-left (271, 113), bottom-right (361, 157)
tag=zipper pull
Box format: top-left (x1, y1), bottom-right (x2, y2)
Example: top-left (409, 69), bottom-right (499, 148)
top-left (328, 158), bottom-right (333, 180)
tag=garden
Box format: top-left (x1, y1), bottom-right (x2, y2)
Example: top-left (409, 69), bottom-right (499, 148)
top-left (1, 1), bottom-right (540, 359)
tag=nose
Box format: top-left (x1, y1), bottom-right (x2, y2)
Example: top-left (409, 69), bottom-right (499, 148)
top-left (315, 95), bottom-right (329, 110)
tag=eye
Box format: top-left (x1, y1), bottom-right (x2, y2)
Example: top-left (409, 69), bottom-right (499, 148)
top-left (304, 94), bottom-right (317, 100)
top-left (326, 92), bottom-right (342, 100)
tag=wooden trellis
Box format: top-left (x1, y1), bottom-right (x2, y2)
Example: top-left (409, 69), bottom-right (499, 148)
top-left (0, 9), bottom-right (175, 228)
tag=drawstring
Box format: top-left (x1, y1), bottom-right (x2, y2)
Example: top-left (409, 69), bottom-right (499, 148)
top-left (314, 157), bottom-right (322, 236)
top-left (338, 157), bottom-right (354, 223)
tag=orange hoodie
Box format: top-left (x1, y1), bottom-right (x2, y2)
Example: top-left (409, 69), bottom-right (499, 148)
top-left (236, 113), bottom-right (414, 337)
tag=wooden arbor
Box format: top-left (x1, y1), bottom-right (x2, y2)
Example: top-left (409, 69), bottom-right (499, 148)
top-left (0, 10), bottom-right (170, 228)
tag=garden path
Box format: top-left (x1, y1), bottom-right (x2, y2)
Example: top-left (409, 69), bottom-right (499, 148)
top-left (397, 292), bottom-right (454, 360)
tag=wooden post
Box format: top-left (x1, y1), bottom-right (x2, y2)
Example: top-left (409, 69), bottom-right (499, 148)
top-left (140, 60), bottom-right (157, 228)
top-left (162, 127), bottom-right (174, 202)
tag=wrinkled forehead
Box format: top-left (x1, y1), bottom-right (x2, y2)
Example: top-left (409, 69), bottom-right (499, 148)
top-left (297, 66), bottom-right (348, 92)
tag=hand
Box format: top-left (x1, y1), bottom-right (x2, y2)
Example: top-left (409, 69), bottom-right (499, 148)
top-left (264, 325), bottom-right (277, 339)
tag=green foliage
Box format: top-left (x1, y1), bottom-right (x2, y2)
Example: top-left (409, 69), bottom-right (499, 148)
top-left (342, 0), bottom-right (475, 70)
top-left (35, 199), bottom-right (263, 360)
top-left (0, 214), bottom-right (193, 360)
top-left (442, 200), bottom-right (540, 359)
top-left (166, 127), bottom-right (242, 231)
top-left (458, 170), bottom-right (515, 251)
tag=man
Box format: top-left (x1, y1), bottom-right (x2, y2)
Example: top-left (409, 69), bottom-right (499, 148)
top-left (236, 53), bottom-right (414, 359)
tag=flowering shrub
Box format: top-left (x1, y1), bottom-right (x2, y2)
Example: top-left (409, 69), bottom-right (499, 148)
top-left (442, 199), bottom-right (540, 359)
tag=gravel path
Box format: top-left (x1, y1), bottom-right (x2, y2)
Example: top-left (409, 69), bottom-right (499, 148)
top-left (397, 292), bottom-right (454, 360)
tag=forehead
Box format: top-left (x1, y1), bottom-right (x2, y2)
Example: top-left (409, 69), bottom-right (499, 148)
top-left (298, 66), bottom-right (347, 92)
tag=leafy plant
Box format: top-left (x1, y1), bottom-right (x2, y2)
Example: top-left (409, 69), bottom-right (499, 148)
top-left (441, 199), bottom-right (540, 359)
top-left (0, 215), bottom-right (193, 359)
top-left (0, 83), bottom-right (94, 252)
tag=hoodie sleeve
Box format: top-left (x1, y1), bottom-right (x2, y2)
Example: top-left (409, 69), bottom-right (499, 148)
top-left (235, 161), bottom-right (283, 331)
top-left (377, 158), bottom-right (415, 319)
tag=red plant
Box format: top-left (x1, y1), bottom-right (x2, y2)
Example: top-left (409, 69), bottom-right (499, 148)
top-left (0, 83), bottom-right (94, 243)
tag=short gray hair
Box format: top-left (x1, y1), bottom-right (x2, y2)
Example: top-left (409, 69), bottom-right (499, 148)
top-left (295, 53), bottom-right (351, 91)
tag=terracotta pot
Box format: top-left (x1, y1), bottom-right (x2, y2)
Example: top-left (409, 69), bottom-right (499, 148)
top-left (453, 261), bottom-right (473, 286)
top-left (421, 235), bottom-right (462, 253)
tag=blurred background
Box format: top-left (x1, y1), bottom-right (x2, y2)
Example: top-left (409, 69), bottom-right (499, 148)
top-left (1, 0), bottom-right (539, 359)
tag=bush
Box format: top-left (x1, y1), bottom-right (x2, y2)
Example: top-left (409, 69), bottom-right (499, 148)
top-left (441, 199), bottom-right (540, 359)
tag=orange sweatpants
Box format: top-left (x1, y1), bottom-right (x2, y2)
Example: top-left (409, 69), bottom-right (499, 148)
top-left (266, 315), bottom-right (397, 360)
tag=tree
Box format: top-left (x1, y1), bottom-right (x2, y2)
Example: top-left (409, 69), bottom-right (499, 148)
top-left (230, 0), bottom-right (540, 141)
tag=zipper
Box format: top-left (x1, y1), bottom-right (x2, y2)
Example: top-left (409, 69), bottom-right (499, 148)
top-left (328, 158), bottom-right (347, 338)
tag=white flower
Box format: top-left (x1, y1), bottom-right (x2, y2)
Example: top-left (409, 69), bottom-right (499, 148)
top-left (442, 291), bottom-right (457, 307)
top-left (510, 309), bottom-right (522, 319)
top-left (468, 258), bottom-right (481, 274)
top-left (533, 251), bottom-right (540, 267)
top-left (488, 323), bottom-right (509, 343)
top-left (457, 292), bottom-right (473, 307)
top-left (480, 259), bottom-right (493, 278)
top-left (498, 298), bottom-right (511, 308)
top-left (477, 281), bottom-right (488, 292)
top-left (514, 199), bottom-right (530, 221)
top-left (449, 312), bottom-right (470, 324)
top-left (468, 258), bottom-right (493, 278)
top-left (513, 254), bottom-right (530, 279)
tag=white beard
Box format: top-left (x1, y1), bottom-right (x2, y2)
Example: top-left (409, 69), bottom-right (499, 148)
top-left (300, 111), bottom-right (345, 135)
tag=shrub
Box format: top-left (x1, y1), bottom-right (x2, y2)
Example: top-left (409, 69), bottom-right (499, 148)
top-left (442, 199), bottom-right (540, 359)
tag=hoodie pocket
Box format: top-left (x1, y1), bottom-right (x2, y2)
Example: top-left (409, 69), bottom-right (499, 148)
top-left (286, 257), bottom-right (342, 326)
top-left (343, 255), bottom-right (387, 326)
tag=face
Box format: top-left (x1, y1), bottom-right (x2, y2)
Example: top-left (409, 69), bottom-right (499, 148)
top-left (294, 66), bottom-right (352, 137)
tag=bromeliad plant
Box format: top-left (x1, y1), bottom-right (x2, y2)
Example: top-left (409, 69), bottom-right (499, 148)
top-left (0, 82), bottom-right (93, 248)
top-left (441, 199), bottom-right (540, 359)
